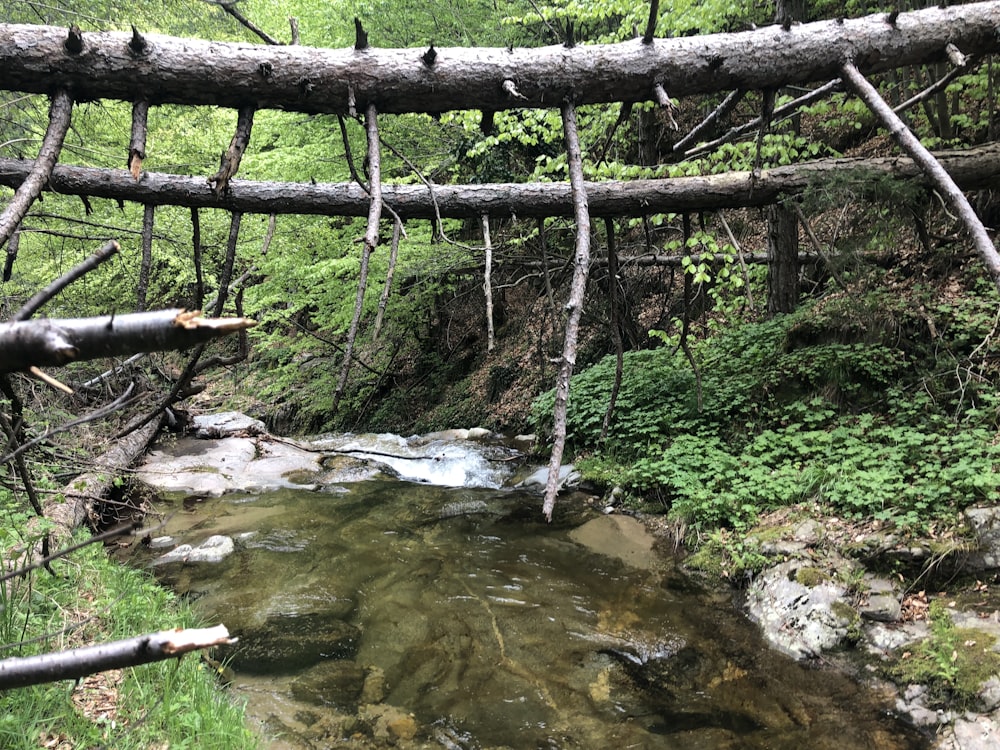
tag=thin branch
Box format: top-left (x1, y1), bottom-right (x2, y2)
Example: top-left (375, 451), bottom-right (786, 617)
top-left (893, 53), bottom-right (977, 115)
top-left (136, 204), bottom-right (154, 312)
top-left (482, 215), bottom-right (495, 352)
top-left (213, 212), bottom-right (241, 317)
top-left (599, 217), bottom-right (624, 443)
top-left (0, 521), bottom-right (142, 586)
top-left (0, 624), bottom-right (235, 690)
top-left (209, 0), bottom-right (281, 44)
top-left (0, 383), bottom-right (137, 467)
top-left (642, 0), bottom-right (660, 44)
top-left (682, 79), bottom-right (842, 159)
top-left (791, 203), bottom-right (852, 294)
top-left (0, 89), bottom-right (72, 249)
top-left (333, 103), bottom-right (382, 414)
top-left (840, 60), bottom-right (1000, 290)
top-left (672, 89), bottom-right (746, 155)
top-left (543, 100), bottom-right (593, 522)
top-left (11, 240), bottom-right (119, 322)
top-left (718, 213), bottom-right (756, 312)
top-left (372, 217), bottom-right (401, 341)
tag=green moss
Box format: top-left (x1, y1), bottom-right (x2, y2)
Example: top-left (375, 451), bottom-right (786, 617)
top-left (795, 566), bottom-right (829, 587)
top-left (889, 601), bottom-right (1000, 707)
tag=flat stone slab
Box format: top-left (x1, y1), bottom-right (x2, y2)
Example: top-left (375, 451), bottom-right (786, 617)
top-left (136, 436), bottom-right (323, 495)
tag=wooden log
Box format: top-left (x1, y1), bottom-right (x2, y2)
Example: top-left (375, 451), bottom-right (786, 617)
top-left (0, 4), bottom-right (997, 114)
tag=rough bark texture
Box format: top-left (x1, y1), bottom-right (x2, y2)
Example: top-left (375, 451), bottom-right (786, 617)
top-left (0, 624), bottom-right (234, 690)
top-left (42, 417), bottom-right (162, 548)
top-left (0, 309), bottom-right (257, 373)
top-left (2, 145), bottom-right (999, 219)
top-left (767, 202), bottom-right (800, 314)
top-left (1, 4), bottom-right (998, 114)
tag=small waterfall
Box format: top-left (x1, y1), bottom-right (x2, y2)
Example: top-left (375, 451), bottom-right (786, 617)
top-left (311, 433), bottom-right (514, 489)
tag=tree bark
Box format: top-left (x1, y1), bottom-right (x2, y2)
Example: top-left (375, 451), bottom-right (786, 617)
top-left (482, 215), bottom-right (495, 352)
top-left (766, 202), bottom-right (800, 314)
top-left (0, 309), bottom-right (257, 373)
top-left (1, 4), bottom-right (997, 114)
top-left (2, 145), bottom-right (998, 220)
top-left (0, 624), bottom-right (234, 690)
top-left (543, 101), bottom-right (592, 522)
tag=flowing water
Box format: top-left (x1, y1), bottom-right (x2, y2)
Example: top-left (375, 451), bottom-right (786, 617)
top-left (135, 433), bottom-right (929, 750)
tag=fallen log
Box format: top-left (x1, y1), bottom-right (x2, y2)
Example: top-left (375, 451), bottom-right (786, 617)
top-left (0, 3), bottom-right (998, 114)
top-left (1, 144), bottom-right (999, 219)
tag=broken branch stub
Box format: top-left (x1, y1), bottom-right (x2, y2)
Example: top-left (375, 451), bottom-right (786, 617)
top-left (0, 309), bottom-right (257, 373)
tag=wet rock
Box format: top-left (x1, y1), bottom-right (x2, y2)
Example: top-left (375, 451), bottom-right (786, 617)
top-left (192, 411), bottom-right (267, 438)
top-left (359, 665), bottom-right (387, 705)
top-left (136, 436), bottom-right (324, 495)
top-left (746, 560), bottom-right (854, 659)
top-left (224, 612), bottom-right (360, 673)
top-left (148, 535), bottom-right (175, 549)
top-left (517, 464), bottom-right (580, 491)
top-left (936, 713), bottom-right (1000, 750)
top-left (153, 534), bottom-right (234, 565)
top-left (860, 594), bottom-right (902, 623)
top-left (359, 704), bottom-right (419, 742)
top-left (438, 499), bottom-right (494, 519)
top-left (964, 506), bottom-right (1000, 570)
top-left (290, 660), bottom-right (367, 709)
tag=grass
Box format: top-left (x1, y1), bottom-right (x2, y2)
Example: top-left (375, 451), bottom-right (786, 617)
top-left (0, 530), bottom-right (258, 750)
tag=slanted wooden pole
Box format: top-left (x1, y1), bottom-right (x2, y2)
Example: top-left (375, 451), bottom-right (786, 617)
top-left (543, 100), bottom-right (593, 522)
top-left (840, 60), bottom-right (1000, 290)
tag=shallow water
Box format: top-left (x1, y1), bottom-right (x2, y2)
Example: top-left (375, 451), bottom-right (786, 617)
top-left (137, 448), bottom-right (929, 749)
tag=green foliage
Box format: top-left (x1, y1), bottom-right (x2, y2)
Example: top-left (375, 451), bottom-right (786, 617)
top-left (0, 533), bottom-right (255, 749)
top-left (535, 291), bottom-right (1000, 531)
top-left (890, 600), bottom-right (1000, 707)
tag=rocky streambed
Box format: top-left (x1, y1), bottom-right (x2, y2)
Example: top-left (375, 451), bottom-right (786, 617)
top-left (125, 412), bottom-right (999, 749)
top-left (730, 507), bottom-right (1000, 750)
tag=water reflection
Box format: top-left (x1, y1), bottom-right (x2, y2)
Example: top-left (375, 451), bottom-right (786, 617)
top-left (140, 479), bottom-right (928, 749)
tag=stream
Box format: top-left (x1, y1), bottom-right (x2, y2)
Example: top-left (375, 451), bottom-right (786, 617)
top-left (133, 429), bottom-right (929, 749)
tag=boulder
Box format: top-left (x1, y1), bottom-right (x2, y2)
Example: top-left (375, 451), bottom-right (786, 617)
top-left (746, 560), bottom-right (854, 659)
top-left (192, 411), bottom-right (267, 439)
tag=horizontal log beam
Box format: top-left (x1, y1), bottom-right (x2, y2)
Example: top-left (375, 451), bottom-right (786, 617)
top-left (1, 144), bottom-right (999, 219)
top-left (1, 3), bottom-right (998, 114)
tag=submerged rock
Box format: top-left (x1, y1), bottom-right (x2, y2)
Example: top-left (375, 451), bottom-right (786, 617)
top-left (153, 534), bottom-right (235, 565)
top-left (223, 612), bottom-right (360, 673)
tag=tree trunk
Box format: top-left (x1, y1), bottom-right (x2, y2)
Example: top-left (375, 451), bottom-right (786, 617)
top-left (766, 202), bottom-right (800, 314)
top-left (1, 5), bottom-right (997, 114)
top-left (1, 144), bottom-right (998, 220)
